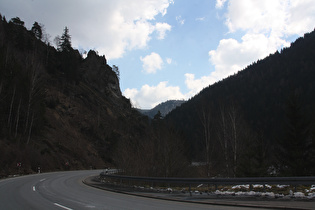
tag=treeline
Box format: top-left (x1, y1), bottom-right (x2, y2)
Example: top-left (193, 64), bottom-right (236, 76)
top-left (114, 114), bottom-right (191, 177)
top-left (166, 29), bottom-right (315, 177)
top-left (0, 15), bottom-right (46, 144)
top-left (0, 15), bottom-right (119, 143)
top-left (0, 15), bottom-right (81, 141)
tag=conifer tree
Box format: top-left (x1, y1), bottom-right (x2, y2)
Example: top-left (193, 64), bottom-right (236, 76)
top-left (59, 26), bottom-right (72, 52)
top-left (31, 22), bottom-right (42, 40)
top-left (153, 110), bottom-right (162, 120)
top-left (10, 17), bottom-right (24, 26)
top-left (278, 92), bottom-right (311, 176)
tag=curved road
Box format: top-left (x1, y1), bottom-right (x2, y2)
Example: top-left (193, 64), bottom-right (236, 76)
top-left (0, 170), bottom-right (267, 210)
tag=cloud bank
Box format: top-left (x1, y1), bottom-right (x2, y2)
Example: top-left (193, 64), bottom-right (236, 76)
top-left (140, 52), bottom-right (164, 74)
top-left (124, 82), bottom-right (184, 109)
top-left (0, 0), bottom-right (173, 60)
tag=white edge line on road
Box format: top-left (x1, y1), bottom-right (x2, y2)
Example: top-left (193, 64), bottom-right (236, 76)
top-left (54, 203), bottom-right (73, 210)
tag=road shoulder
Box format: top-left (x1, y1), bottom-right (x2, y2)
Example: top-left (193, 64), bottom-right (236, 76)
top-left (83, 175), bottom-right (315, 210)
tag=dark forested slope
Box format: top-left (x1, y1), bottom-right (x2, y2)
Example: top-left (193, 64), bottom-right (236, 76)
top-left (0, 15), bottom-right (149, 176)
top-left (165, 29), bottom-right (315, 176)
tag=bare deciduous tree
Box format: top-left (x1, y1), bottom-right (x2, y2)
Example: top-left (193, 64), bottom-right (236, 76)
top-left (7, 86), bottom-right (16, 130)
top-left (24, 62), bottom-right (42, 137)
top-left (218, 104), bottom-right (230, 176)
top-left (198, 103), bottom-right (214, 177)
top-left (14, 98), bottom-right (22, 138)
top-left (217, 102), bottom-right (247, 177)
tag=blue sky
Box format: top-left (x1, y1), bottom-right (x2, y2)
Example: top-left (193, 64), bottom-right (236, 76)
top-left (1, 0), bottom-right (315, 109)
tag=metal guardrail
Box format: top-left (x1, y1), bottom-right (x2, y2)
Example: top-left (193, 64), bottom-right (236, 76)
top-left (101, 169), bottom-right (121, 175)
top-left (100, 172), bottom-right (315, 188)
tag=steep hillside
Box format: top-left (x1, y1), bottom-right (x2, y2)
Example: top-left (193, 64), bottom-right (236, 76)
top-left (138, 100), bottom-right (185, 118)
top-left (0, 15), bottom-right (148, 176)
top-left (165, 30), bottom-right (315, 176)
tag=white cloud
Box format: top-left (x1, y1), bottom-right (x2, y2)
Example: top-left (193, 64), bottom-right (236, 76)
top-left (225, 0), bottom-right (315, 36)
top-left (225, 0), bottom-right (289, 34)
top-left (209, 33), bottom-right (289, 78)
top-left (195, 17), bottom-right (205, 21)
top-left (123, 82), bottom-right (185, 109)
top-left (286, 0), bottom-right (315, 36)
top-left (155, 22), bottom-right (172, 39)
top-left (124, 72), bottom-right (216, 109)
top-left (140, 52), bottom-right (164, 74)
top-left (226, 0), bottom-right (315, 37)
top-left (185, 73), bottom-right (216, 98)
top-left (0, 0), bottom-right (174, 60)
top-left (216, 0), bottom-right (227, 9)
top-left (176, 16), bottom-right (185, 25)
top-left (125, 71), bottom-right (224, 109)
top-left (166, 58), bottom-right (172, 64)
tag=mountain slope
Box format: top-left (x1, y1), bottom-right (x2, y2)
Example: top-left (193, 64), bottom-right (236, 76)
top-left (0, 15), bottom-right (147, 175)
top-left (138, 100), bottom-right (185, 118)
top-left (165, 29), bottom-right (315, 176)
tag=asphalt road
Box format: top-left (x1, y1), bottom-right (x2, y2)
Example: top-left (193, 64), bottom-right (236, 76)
top-left (0, 170), bottom-right (271, 210)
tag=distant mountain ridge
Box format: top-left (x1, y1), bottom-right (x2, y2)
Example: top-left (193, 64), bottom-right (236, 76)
top-left (138, 100), bottom-right (185, 118)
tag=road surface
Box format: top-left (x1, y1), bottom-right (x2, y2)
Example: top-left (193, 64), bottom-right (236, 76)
top-left (0, 170), bottom-right (270, 210)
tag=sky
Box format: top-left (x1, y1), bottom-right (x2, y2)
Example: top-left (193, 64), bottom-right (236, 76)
top-left (1, 0), bottom-right (315, 109)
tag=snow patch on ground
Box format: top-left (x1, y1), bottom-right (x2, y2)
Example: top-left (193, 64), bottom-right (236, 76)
top-left (185, 184), bottom-right (315, 200)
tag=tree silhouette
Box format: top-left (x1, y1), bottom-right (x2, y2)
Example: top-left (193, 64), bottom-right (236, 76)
top-left (112, 65), bottom-right (120, 81)
top-left (278, 92), bottom-right (311, 176)
top-left (153, 110), bottom-right (162, 120)
top-left (59, 27), bottom-right (72, 52)
top-left (10, 17), bottom-right (24, 26)
top-left (198, 102), bottom-right (214, 177)
top-left (31, 22), bottom-right (42, 40)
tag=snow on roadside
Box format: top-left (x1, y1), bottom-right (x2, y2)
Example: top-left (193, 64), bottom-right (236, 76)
top-left (129, 183), bottom-right (315, 199)
top-left (210, 184), bottom-right (315, 199)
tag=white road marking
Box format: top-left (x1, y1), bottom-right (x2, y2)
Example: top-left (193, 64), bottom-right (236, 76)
top-left (40, 178), bottom-right (46, 182)
top-left (32, 186), bottom-right (36, 191)
top-left (54, 203), bottom-right (73, 210)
